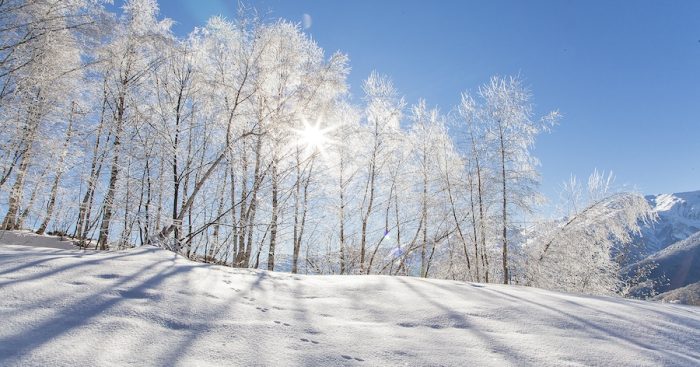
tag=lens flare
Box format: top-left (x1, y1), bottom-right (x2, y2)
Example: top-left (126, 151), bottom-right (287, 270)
top-left (299, 123), bottom-right (327, 150)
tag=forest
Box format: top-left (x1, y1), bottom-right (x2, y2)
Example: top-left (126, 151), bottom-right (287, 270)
top-left (0, 0), bottom-right (655, 296)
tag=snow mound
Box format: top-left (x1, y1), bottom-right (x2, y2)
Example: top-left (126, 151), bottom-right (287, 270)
top-left (0, 230), bottom-right (80, 250)
top-left (1, 244), bottom-right (699, 366)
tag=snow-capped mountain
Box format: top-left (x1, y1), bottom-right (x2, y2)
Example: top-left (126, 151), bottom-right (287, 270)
top-left (624, 191), bottom-right (700, 301)
top-left (640, 190), bottom-right (700, 254)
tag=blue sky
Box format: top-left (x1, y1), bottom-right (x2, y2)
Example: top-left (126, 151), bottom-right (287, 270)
top-left (122, 0), bottom-right (700, 201)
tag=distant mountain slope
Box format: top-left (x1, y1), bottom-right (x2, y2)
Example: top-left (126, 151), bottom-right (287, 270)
top-left (1, 244), bottom-right (699, 366)
top-left (627, 231), bottom-right (700, 298)
top-left (641, 190), bottom-right (700, 254)
top-left (653, 282), bottom-right (700, 306)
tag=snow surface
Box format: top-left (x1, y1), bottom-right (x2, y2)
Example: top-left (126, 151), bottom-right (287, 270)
top-left (1, 244), bottom-right (699, 366)
top-left (0, 230), bottom-right (80, 250)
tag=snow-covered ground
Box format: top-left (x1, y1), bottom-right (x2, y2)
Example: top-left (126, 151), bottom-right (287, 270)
top-left (1, 243), bottom-right (699, 366)
top-left (0, 230), bottom-right (80, 250)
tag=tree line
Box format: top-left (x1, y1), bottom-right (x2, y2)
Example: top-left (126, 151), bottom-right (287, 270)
top-left (0, 0), bottom-right (653, 296)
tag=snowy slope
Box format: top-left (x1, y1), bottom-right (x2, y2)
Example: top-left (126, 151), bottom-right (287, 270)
top-left (1, 244), bottom-right (699, 367)
top-left (641, 190), bottom-right (700, 253)
top-left (0, 230), bottom-right (80, 250)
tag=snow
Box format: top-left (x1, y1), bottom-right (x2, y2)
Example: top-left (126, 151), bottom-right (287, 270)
top-left (0, 230), bottom-right (80, 251)
top-left (642, 190), bottom-right (700, 253)
top-left (1, 243), bottom-right (699, 366)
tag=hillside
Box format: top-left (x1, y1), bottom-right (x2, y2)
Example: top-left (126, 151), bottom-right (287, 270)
top-left (627, 231), bottom-right (700, 298)
top-left (654, 282), bottom-right (700, 306)
top-left (1, 243), bottom-right (699, 366)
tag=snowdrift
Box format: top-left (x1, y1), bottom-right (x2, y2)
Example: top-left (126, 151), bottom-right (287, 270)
top-left (0, 244), bottom-right (698, 366)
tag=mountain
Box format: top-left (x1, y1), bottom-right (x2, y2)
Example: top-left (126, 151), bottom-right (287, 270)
top-left (640, 190), bottom-right (700, 254)
top-left (626, 231), bottom-right (700, 298)
top-left (653, 281), bottom-right (700, 306)
top-left (1, 242), bottom-right (699, 366)
top-left (622, 191), bottom-right (700, 301)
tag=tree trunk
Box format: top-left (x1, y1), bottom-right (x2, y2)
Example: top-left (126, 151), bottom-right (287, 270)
top-left (38, 103), bottom-right (76, 234)
top-left (2, 94), bottom-right (42, 230)
top-left (268, 162), bottom-right (278, 271)
top-left (96, 89), bottom-right (126, 250)
top-left (499, 126), bottom-right (509, 284)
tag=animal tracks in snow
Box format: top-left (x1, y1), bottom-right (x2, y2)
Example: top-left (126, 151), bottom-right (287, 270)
top-left (341, 354), bottom-right (364, 362)
top-left (299, 338), bottom-right (319, 344)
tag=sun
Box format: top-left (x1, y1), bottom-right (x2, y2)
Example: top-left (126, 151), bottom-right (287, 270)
top-left (300, 123), bottom-right (327, 150)
top-left (294, 119), bottom-right (336, 154)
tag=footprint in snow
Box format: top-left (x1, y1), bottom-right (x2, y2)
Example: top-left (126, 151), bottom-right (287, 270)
top-left (273, 321), bottom-right (291, 326)
top-left (96, 273), bottom-right (120, 279)
top-left (256, 306), bottom-right (269, 312)
top-left (341, 355), bottom-right (364, 362)
top-left (397, 322), bottom-right (418, 328)
top-left (300, 338), bottom-right (319, 344)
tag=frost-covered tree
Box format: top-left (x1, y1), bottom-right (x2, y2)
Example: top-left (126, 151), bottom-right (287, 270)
top-left (479, 76), bottom-right (559, 284)
top-left (0, 1), bottom-right (619, 293)
top-left (526, 170), bottom-right (653, 295)
top-left (357, 72), bottom-right (404, 274)
top-left (0, 0), bottom-right (86, 230)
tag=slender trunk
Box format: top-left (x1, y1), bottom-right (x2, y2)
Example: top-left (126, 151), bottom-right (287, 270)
top-left (120, 158), bottom-right (133, 248)
top-left (76, 80), bottom-right (108, 241)
top-left (446, 166), bottom-right (471, 279)
top-left (360, 158), bottom-right (376, 274)
top-left (268, 162), bottom-right (278, 271)
top-left (37, 104), bottom-right (75, 234)
top-left (235, 143), bottom-right (248, 265)
top-left (143, 157), bottom-right (152, 245)
top-left (172, 81), bottom-right (184, 248)
top-left (2, 93), bottom-right (42, 230)
top-left (420, 159), bottom-right (428, 277)
top-left (499, 125), bottom-right (509, 284)
top-left (292, 149), bottom-right (302, 273)
top-left (360, 123), bottom-right (380, 274)
top-left (243, 134), bottom-right (263, 267)
top-left (17, 168), bottom-right (47, 228)
top-left (367, 175), bottom-right (395, 275)
top-left (97, 88), bottom-right (126, 250)
top-left (293, 154), bottom-right (313, 274)
top-left (338, 154), bottom-right (346, 274)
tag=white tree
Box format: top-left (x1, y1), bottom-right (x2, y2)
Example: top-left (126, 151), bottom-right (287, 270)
top-left (479, 76), bottom-right (559, 283)
top-left (527, 170), bottom-right (654, 295)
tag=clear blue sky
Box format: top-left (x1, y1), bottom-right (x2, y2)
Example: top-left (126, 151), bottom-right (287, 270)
top-left (118, 0), bottom-right (700, 201)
